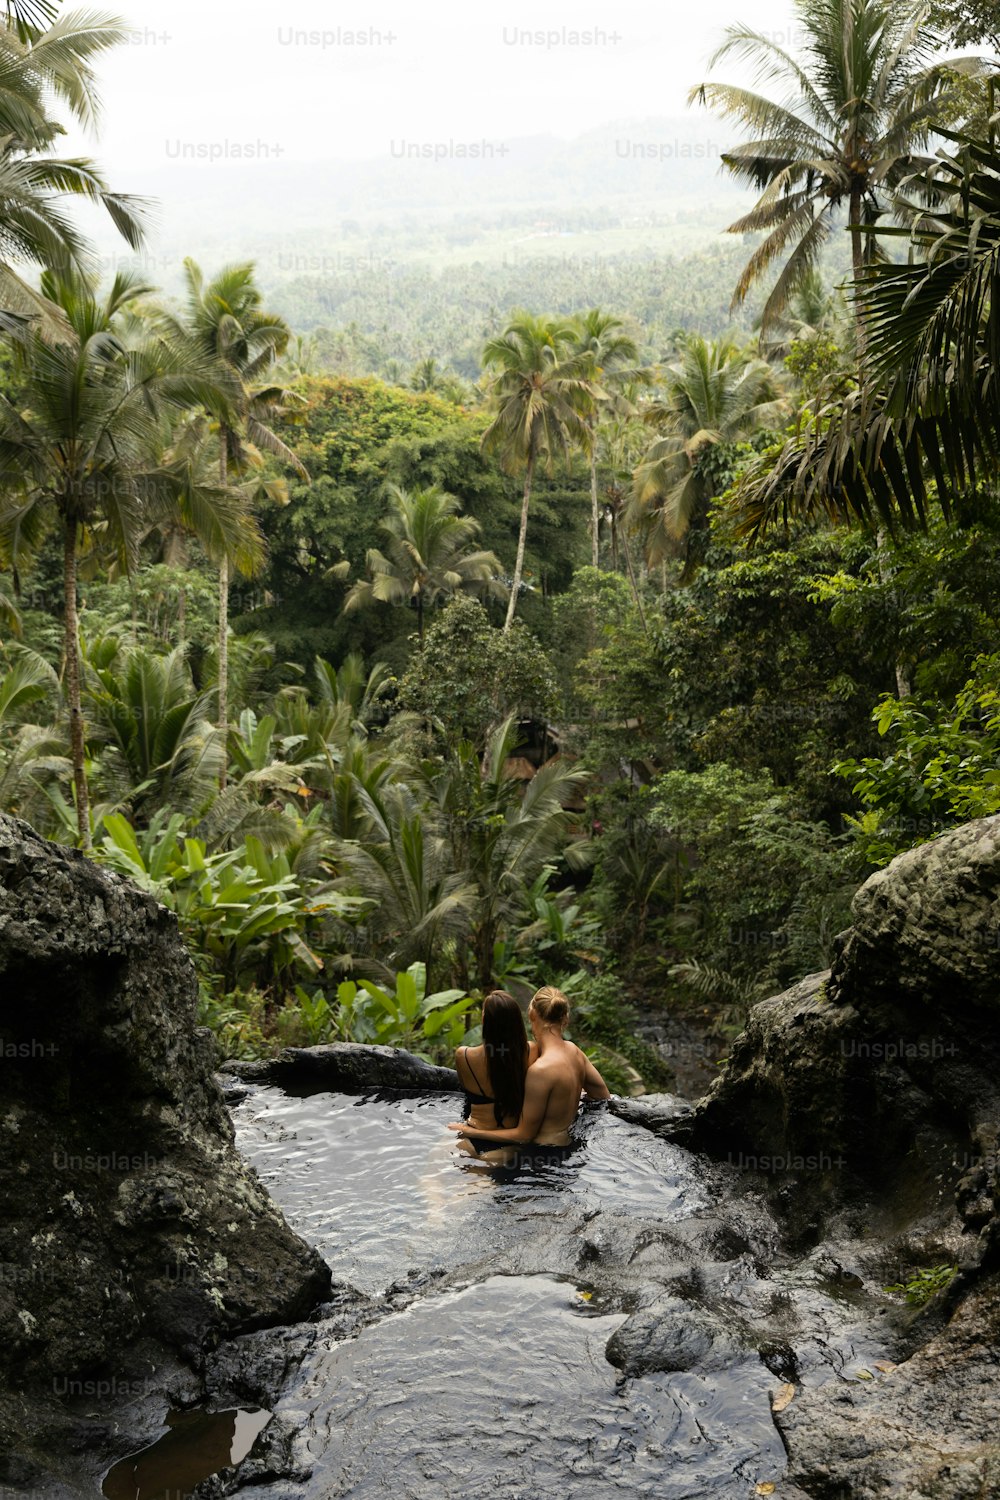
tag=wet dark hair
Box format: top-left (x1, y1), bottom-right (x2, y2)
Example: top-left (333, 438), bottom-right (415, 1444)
top-left (482, 990), bottom-right (529, 1126)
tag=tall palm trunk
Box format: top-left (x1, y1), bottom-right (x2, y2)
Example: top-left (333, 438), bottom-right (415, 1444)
top-left (608, 486), bottom-right (648, 635)
top-left (621, 524), bottom-right (649, 638)
top-left (851, 181), bottom-right (910, 697)
top-left (63, 514), bottom-right (91, 849)
top-left (590, 431), bottom-right (600, 568)
top-left (504, 445), bottom-right (536, 632)
top-left (849, 182), bottom-right (867, 364)
top-left (217, 433), bottom-right (230, 788)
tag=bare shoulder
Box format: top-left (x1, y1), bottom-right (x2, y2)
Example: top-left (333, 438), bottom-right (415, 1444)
top-left (530, 1050), bottom-right (553, 1070)
top-left (528, 1051), bottom-right (560, 1077)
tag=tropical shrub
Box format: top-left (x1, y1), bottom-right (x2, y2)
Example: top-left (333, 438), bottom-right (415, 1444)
top-left (214, 966), bottom-right (479, 1064)
top-left (398, 594), bottom-right (557, 745)
top-left (647, 764), bottom-right (853, 990)
top-left (96, 810), bottom-right (363, 996)
top-left (835, 653), bottom-right (1000, 867)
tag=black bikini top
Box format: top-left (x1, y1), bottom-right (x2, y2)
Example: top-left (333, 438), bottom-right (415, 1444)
top-left (461, 1047), bottom-right (501, 1126)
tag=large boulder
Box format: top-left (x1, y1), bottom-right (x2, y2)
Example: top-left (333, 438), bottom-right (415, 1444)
top-left (775, 1276), bottom-right (1000, 1499)
top-left (606, 1292), bottom-right (747, 1376)
top-left (0, 816), bottom-right (331, 1478)
top-left (686, 815), bottom-right (1000, 1497)
top-left (691, 816), bottom-right (1000, 1242)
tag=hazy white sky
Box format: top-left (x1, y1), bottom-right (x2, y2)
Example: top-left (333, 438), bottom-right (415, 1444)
top-left (67, 0), bottom-right (800, 174)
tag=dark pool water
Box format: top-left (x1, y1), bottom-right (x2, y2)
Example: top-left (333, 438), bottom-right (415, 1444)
top-left (218, 1088), bottom-right (792, 1498)
top-left (232, 1089), bottom-right (710, 1295)
top-left (277, 1273), bottom-right (784, 1500)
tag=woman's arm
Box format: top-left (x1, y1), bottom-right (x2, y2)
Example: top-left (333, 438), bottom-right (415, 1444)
top-left (448, 1067), bottom-right (552, 1143)
top-left (581, 1051), bottom-right (611, 1100)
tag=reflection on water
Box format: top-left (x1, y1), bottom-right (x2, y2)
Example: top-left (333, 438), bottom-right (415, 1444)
top-left (232, 1088), bottom-right (708, 1296)
top-left (270, 1274), bottom-right (784, 1500)
top-left (101, 1407), bottom-right (271, 1500)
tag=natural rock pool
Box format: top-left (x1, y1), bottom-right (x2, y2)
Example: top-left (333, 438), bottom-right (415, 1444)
top-left (107, 1084), bottom-right (899, 1500)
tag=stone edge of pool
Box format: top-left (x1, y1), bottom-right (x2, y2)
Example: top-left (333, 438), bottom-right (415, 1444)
top-left (217, 1044), bottom-right (695, 1142)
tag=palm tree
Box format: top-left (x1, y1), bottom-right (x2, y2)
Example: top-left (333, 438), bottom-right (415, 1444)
top-left (421, 716), bottom-right (589, 990)
top-left (84, 642), bottom-right (219, 818)
top-left (410, 357), bottom-right (443, 392)
top-left (313, 652), bottom-right (394, 727)
top-left (343, 483), bottom-right (506, 645)
top-left (0, 269), bottom-right (227, 845)
top-left (630, 334), bottom-right (787, 568)
top-left (757, 269), bottom-right (843, 359)
top-left (690, 0), bottom-right (988, 335)
top-left (137, 411), bottom-right (265, 645)
top-left (160, 260), bottom-right (307, 772)
top-left (732, 129), bottom-right (1000, 536)
top-left (0, 6), bottom-right (149, 329)
top-left (570, 309), bottom-right (646, 567)
top-left (480, 312), bottom-right (591, 630)
top-left (4, 2), bottom-right (58, 33)
top-left (335, 777), bottom-right (477, 985)
top-left (0, 578), bottom-right (20, 635)
top-left (0, 646), bottom-right (67, 823)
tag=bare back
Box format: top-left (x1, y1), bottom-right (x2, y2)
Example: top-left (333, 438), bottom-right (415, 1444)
top-left (454, 1041), bottom-right (538, 1133)
top-left (520, 1038), bottom-right (609, 1146)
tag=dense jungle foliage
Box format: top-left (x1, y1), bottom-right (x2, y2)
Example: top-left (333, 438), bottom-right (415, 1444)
top-left (2, 0), bottom-right (999, 1088)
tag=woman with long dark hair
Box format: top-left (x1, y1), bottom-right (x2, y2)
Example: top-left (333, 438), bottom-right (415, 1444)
top-left (454, 991), bottom-right (536, 1164)
top-left (450, 986), bottom-right (610, 1159)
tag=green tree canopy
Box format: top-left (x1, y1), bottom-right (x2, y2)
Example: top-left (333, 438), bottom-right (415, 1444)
top-left (343, 483), bottom-right (506, 644)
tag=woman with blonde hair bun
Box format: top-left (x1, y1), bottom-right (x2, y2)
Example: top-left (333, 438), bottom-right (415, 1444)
top-left (450, 985), bottom-right (610, 1159)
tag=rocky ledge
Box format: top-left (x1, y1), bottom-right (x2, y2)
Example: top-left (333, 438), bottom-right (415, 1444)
top-left (220, 1042), bottom-right (460, 1094)
top-left (687, 814), bottom-right (1000, 1497)
top-left (0, 815), bottom-right (331, 1492)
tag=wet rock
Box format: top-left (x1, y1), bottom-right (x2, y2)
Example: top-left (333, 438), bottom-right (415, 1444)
top-left (191, 1414), bottom-right (311, 1494)
top-left (687, 815), bottom-right (1000, 1496)
top-left (778, 1273), bottom-right (1000, 1499)
top-left (608, 1092), bottom-right (692, 1136)
top-left (0, 815), bottom-right (331, 1484)
top-left (216, 1075), bottom-right (252, 1106)
top-left (605, 1291), bottom-right (746, 1376)
top-left (201, 1283), bottom-right (381, 1422)
top-left (693, 816), bottom-right (1000, 1231)
top-left (220, 1042), bottom-right (460, 1094)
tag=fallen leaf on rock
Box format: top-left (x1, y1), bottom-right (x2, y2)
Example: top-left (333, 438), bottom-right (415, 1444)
top-left (771, 1383), bottom-right (795, 1413)
top-left (756, 1484), bottom-right (776, 1495)
top-left (854, 1368), bottom-right (874, 1380)
top-left (873, 1360), bottom-right (897, 1373)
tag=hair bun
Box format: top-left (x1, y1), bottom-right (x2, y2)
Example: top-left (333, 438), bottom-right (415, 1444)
top-left (531, 986), bottom-right (570, 1025)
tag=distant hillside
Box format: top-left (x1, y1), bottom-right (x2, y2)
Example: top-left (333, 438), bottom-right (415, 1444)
top-left (268, 245), bottom-right (769, 375)
top-left (98, 116), bottom-right (751, 282)
top-left (87, 115), bottom-right (855, 371)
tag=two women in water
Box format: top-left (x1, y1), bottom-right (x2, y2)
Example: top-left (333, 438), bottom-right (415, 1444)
top-left (450, 987), bottom-right (611, 1165)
